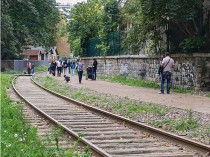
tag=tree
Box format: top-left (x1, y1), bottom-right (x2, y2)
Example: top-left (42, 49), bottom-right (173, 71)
top-left (67, 0), bottom-right (101, 56)
top-left (123, 0), bottom-right (207, 54)
top-left (98, 0), bottom-right (121, 56)
top-left (67, 0), bottom-right (121, 57)
top-left (1, 0), bottom-right (60, 60)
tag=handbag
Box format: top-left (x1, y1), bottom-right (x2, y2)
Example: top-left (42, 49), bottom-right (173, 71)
top-left (158, 58), bottom-right (171, 75)
top-left (158, 65), bottom-right (163, 75)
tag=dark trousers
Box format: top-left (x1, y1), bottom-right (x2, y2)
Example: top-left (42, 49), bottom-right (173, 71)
top-left (78, 71), bottom-right (83, 83)
top-left (57, 67), bottom-right (62, 76)
top-left (27, 68), bottom-right (31, 74)
top-left (93, 68), bottom-right (96, 80)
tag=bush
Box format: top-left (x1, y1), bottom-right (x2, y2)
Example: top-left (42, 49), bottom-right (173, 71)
top-left (180, 36), bottom-right (205, 53)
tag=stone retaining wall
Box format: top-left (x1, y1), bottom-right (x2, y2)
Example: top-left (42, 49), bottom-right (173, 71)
top-left (83, 53), bottom-right (210, 91)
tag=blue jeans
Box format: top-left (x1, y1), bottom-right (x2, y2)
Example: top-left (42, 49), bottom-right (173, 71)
top-left (71, 69), bottom-right (75, 76)
top-left (31, 68), bottom-right (34, 74)
top-left (78, 71), bottom-right (83, 83)
top-left (160, 71), bottom-right (171, 94)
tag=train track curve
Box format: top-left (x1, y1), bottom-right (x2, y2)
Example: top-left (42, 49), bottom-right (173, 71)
top-left (13, 75), bottom-right (210, 157)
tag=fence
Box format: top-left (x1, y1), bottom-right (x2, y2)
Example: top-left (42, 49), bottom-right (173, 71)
top-left (84, 31), bottom-right (123, 57)
top-left (1, 60), bottom-right (49, 72)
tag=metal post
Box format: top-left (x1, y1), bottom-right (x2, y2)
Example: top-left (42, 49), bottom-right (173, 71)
top-left (166, 17), bottom-right (170, 52)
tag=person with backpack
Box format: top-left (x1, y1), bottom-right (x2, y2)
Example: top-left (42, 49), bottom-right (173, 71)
top-left (50, 59), bottom-right (57, 76)
top-left (27, 62), bottom-right (31, 74)
top-left (159, 52), bottom-right (174, 94)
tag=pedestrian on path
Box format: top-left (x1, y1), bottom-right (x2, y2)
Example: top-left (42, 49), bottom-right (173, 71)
top-left (50, 59), bottom-right (57, 76)
top-left (77, 58), bottom-right (84, 84)
top-left (92, 58), bottom-right (98, 80)
top-left (31, 63), bottom-right (35, 74)
top-left (71, 62), bottom-right (76, 76)
top-left (27, 62), bottom-right (31, 74)
top-left (67, 60), bottom-right (71, 74)
top-left (56, 59), bottom-right (62, 77)
top-left (63, 59), bottom-right (68, 75)
top-left (159, 52), bottom-right (174, 94)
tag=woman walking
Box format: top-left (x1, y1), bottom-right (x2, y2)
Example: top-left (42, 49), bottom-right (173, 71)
top-left (77, 58), bottom-right (84, 84)
top-left (71, 62), bottom-right (75, 76)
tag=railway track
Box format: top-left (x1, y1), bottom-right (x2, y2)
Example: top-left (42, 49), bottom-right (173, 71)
top-left (13, 75), bottom-right (210, 157)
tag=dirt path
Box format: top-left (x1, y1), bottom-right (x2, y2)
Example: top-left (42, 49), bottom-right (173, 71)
top-left (48, 73), bottom-right (210, 114)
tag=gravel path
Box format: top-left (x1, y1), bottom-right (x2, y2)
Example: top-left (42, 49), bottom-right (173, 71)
top-left (54, 73), bottom-right (210, 114)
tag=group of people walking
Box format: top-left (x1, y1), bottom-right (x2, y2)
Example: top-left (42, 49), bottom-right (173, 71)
top-left (49, 58), bottom-right (98, 84)
top-left (49, 59), bottom-right (76, 77)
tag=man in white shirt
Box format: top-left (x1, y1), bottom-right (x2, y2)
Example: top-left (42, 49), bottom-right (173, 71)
top-left (56, 60), bottom-right (62, 77)
top-left (159, 52), bottom-right (174, 94)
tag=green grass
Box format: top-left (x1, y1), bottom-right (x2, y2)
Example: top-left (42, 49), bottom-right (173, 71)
top-left (1, 74), bottom-right (92, 157)
top-left (1, 70), bottom-right (22, 74)
top-left (1, 74), bottom-right (48, 156)
top-left (152, 109), bottom-right (200, 132)
top-left (99, 75), bottom-right (192, 94)
top-left (99, 75), bottom-right (160, 89)
top-left (34, 65), bottom-right (48, 72)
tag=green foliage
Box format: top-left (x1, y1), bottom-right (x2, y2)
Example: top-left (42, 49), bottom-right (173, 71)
top-left (67, 1), bottom-right (100, 57)
top-left (153, 116), bottom-right (200, 132)
top-left (1, 74), bottom-right (45, 156)
top-left (123, 0), bottom-right (207, 54)
top-left (1, 0), bottom-right (60, 60)
top-left (100, 75), bottom-right (160, 89)
top-left (127, 103), bottom-right (168, 116)
top-left (34, 65), bottom-right (48, 72)
top-left (1, 70), bottom-right (22, 74)
top-left (179, 36), bottom-right (205, 53)
top-left (67, 0), bottom-right (121, 57)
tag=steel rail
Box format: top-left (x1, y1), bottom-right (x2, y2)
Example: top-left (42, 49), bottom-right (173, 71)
top-left (12, 75), bottom-right (111, 157)
top-left (31, 76), bottom-right (210, 154)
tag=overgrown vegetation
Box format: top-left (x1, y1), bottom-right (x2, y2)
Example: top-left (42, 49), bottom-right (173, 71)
top-left (123, 0), bottom-right (208, 54)
top-left (34, 75), bottom-right (210, 145)
top-left (67, 0), bottom-right (209, 56)
top-left (1, 74), bottom-right (92, 156)
top-left (152, 109), bottom-right (200, 132)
